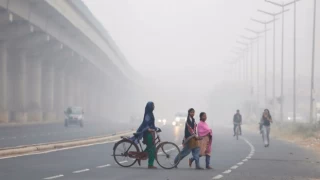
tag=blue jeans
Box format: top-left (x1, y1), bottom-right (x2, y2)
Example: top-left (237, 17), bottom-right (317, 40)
top-left (190, 155), bottom-right (210, 168)
top-left (174, 145), bottom-right (200, 168)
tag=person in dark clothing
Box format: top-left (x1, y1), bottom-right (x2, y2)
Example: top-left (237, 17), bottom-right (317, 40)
top-left (260, 109), bottom-right (272, 147)
top-left (233, 110), bottom-right (242, 136)
top-left (136, 102), bottom-right (158, 169)
top-left (174, 108), bottom-right (203, 169)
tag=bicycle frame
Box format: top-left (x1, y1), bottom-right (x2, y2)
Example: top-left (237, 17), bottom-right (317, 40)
top-left (118, 131), bottom-right (162, 158)
top-left (234, 123), bottom-right (241, 140)
top-left (113, 128), bottom-right (180, 169)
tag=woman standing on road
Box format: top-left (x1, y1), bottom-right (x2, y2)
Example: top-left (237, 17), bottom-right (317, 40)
top-left (174, 108), bottom-right (203, 169)
top-left (136, 101), bottom-right (158, 169)
top-left (260, 109), bottom-right (273, 147)
top-left (190, 112), bottom-right (213, 169)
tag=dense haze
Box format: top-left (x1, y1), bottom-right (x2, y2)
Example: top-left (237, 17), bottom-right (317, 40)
top-left (84, 0), bottom-right (320, 123)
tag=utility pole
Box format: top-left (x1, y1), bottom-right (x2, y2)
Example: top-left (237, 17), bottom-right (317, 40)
top-left (258, 6), bottom-right (290, 121)
top-left (310, 0), bottom-right (317, 123)
top-left (251, 18), bottom-right (277, 106)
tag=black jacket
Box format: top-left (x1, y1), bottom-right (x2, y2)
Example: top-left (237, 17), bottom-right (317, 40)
top-left (233, 114), bottom-right (242, 123)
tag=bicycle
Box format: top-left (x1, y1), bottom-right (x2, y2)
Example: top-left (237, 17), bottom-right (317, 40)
top-left (234, 123), bottom-right (241, 140)
top-left (112, 128), bottom-right (181, 169)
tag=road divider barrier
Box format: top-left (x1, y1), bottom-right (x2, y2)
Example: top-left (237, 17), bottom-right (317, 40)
top-left (0, 130), bottom-right (134, 157)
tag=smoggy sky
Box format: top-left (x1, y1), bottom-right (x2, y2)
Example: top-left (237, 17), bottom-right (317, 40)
top-left (82, 0), bottom-right (319, 115)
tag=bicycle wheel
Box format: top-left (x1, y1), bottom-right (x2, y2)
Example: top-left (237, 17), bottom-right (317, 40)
top-left (156, 141), bottom-right (181, 169)
top-left (236, 126), bottom-right (239, 140)
top-left (113, 139), bottom-right (139, 167)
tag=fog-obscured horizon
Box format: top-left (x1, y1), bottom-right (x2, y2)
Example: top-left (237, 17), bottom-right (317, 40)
top-left (84, 0), bottom-right (320, 124)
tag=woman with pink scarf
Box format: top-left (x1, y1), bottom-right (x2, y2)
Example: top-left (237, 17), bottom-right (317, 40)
top-left (189, 112), bottom-right (213, 169)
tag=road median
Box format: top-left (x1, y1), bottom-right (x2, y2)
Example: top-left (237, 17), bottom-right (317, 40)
top-left (0, 130), bottom-right (134, 157)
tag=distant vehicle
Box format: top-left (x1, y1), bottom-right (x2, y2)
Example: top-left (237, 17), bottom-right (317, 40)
top-left (64, 107), bottom-right (84, 127)
top-left (157, 118), bottom-right (167, 126)
top-left (286, 112), bottom-right (307, 123)
top-left (172, 112), bottom-right (188, 126)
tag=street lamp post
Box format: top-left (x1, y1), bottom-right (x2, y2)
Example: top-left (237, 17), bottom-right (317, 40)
top-left (231, 50), bottom-right (245, 81)
top-left (258, 7), bottom-right (289, 121)
top-left (245, 28), bottom-right (268, 107)
top-left (265, 0), bottom-right (302, 122)
top-left (240, 35), bottom-right (261, 117)
top-left (251, 18), bottom-right (277, 105)
top-left (239, 35), bottom-right (260, 96)
top-left (237, 41), bottom-right (250, 83)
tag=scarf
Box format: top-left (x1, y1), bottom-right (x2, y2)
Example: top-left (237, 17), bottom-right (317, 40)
top-left (197, 121), bottom-right (212, 153)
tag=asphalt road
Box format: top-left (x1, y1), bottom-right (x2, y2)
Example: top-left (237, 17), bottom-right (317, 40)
top-left (0, 120), bottom-right (136, 148)
top-left (0, 125), bottom-right (319, 180)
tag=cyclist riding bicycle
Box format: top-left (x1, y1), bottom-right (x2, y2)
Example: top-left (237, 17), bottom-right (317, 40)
top-left (233, 110), bottom-right (242, 136)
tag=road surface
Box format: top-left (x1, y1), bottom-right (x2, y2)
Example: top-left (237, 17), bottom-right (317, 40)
top-left (0, 121), bottom-right (135, 148)
top-left (0, 125), bottom-right (319, 180)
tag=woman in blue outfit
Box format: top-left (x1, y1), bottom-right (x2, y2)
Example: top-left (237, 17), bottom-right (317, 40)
top-left (136, 101), bottom-right (158, 169)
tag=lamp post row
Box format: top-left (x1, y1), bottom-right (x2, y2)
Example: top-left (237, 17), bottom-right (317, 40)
top-left (231, 0), bottom-right (317, 123)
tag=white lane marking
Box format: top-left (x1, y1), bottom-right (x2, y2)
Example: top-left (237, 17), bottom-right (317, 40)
top-left (23, 136), bottom-right (27, 138)
top-left (222, 169), bottom-right (232, 174)
top-left (0, 137), bottom-right (4, 140)
top-left (212, 174), bottom-right (223, 179)
top-left (119, 160), bottom-right (128, 164)
top-left (211, 138), bottom-right (254, 179)
top-left (230, 165), bottom-right (238, 169)
top-left (158, 147), bottom-right (178, 155)
top-left (48, 133), bottom-right (51, 135)
top-left (43, 174), bottom-right (64, 180)
top-left (73, 169), bottom-right (90, 173)
top-left (96, 164), bottom-right (110, 168)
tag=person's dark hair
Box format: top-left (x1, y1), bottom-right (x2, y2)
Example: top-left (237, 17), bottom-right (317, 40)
top-left (262, 109), bottom-right (272, 119)
top-left (199, 112), bottom-right (206, 121)
top-left (188, 108), bottom-right (195, 114)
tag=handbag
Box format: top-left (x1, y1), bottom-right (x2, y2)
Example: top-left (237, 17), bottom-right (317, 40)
top-left (188, 137), bottom-right (199, 149)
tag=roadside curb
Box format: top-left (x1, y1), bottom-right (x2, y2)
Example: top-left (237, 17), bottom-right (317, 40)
top-left (0, 121), bottom-right (61, 128)
top-left (0, 130), bottom-right (134, 157)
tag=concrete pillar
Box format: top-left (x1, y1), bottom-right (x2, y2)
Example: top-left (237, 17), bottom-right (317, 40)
top-left (54, 70), bottom-right (65, 121)
top-left (74, 77), bottom-right (81, 106)
top-left (12, 51), bottom-right (27, 122)
top-left (0, 42), bottom-right (8, 123)
top-left (78, 80), bottom-right (85, 108)
top-left (84, 80), bottom-right (91, 116)
top-left (65, 74), bottom-right (74, 107)
top-left (42, 63), bottom-right (55, 121)
top-left (26, 58), bottom-right (42, 122)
